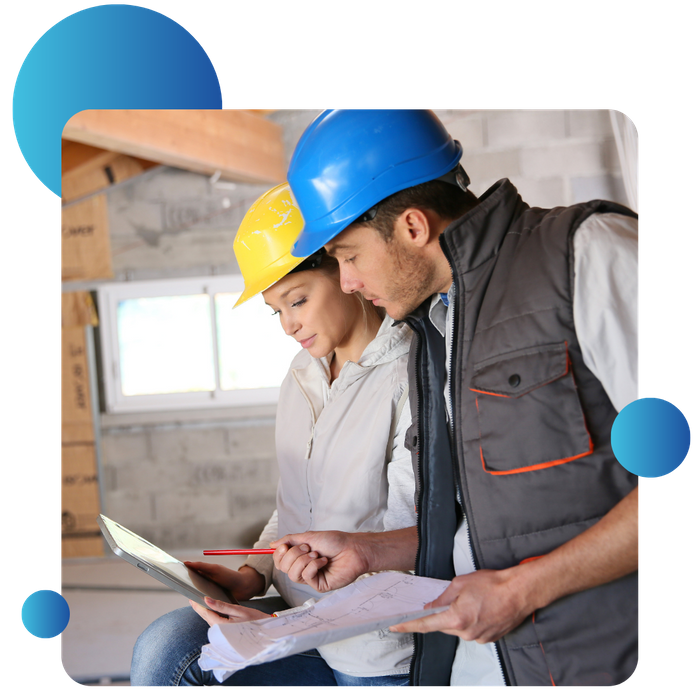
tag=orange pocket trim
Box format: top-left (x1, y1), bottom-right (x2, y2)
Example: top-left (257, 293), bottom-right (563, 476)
top-left (470, 342), bottom-right (571, 399)
top-left (470, 388), bottom-right (511, 398)
top-left (474, 351), bottom-right (595, 476)
top-left (479, 440), bottom-right (594, 475)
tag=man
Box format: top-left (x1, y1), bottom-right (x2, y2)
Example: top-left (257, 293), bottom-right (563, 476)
top-left (270, 110), bottom-right (638, 686)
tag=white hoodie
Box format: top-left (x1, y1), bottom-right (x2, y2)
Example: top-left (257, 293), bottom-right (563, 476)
top-left (245, 314), bottom-right (416, 677)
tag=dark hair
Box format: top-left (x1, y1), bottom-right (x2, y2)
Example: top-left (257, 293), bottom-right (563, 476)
top-left (288, 249), bottom-right (327, 274)
top-left (361, 181), bottom-right (478, 243)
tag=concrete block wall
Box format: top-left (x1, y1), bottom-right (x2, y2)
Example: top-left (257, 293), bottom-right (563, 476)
top-left (106, 169), bottom-right (271, 281)
top-left (438, 109), bottom-right (629, 208)
top-left (100, 408), bottom-right (279, 549)
top-left (91, 110), bottom-right (632, 554)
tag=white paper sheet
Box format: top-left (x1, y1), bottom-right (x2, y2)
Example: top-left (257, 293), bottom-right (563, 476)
top-left (198, 571), bottom-right (451, 680)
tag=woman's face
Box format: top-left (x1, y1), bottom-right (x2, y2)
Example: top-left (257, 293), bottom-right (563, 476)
top-left (262, 269), bottom-right (361, 359)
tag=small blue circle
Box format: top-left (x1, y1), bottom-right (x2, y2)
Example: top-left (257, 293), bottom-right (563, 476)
top-left (612, 398), bottom-right (691, 478)
top-left (22, 590), bottom-right (70, 638)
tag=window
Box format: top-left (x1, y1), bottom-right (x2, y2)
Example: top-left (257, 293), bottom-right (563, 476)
top-left (98, 276), bottom-right (299, 413)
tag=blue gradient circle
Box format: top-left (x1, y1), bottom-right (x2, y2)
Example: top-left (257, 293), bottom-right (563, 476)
top-left (612, 398), bottom-right (691, 478)
top-left (13, 5), bottom-right (222, 197)
top-left (22, 590), bottom-right (70, 638)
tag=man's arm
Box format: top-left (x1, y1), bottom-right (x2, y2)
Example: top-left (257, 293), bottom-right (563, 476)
top-left (272, 488), bottom-right (636, 640)
top-left (270, 527), bottom-right (417, 592)
top-left (391, 487), bottom-right (637, 642)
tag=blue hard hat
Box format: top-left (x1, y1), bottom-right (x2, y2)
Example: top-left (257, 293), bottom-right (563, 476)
top-left (288, 110), bottom-right (464, 256)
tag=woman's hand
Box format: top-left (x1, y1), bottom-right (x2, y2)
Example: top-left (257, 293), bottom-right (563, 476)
top-left (184, 561), bottom-right (265, 602)
top-left (189, 597), bottom-right (271, 627)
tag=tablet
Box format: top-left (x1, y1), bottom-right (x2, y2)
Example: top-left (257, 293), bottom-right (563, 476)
top-left (97, 514), bottom-right (238, 610)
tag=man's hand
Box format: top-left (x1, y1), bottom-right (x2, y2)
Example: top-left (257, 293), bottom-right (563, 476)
top-left (270, 531), bottom-right (370, 593)
top-left (184, 561), bottom-right (265, 602)
top-left (392, 488), bottom-right (638, 643)
top-left (270, 527), bottom-right (418, 593)
top-left (189, 597), bottom-right (270, 627)
top-left (390, 568), bottom-right (532, 643)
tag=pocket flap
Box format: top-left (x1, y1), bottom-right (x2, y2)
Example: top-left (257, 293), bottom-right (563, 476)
top-left (470, 341), bottom-right (569, 399)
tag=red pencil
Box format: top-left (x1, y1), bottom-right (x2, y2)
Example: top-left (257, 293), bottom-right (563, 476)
top-left (203, 548), bottom-right (275, 555)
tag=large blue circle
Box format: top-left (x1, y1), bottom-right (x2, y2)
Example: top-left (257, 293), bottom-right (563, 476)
top-left (22, 590), bottom-right (70, 638)
top-left (13, 5), bottom-right (222, 197)
top-left (612, 398), bottom-right (691, 478)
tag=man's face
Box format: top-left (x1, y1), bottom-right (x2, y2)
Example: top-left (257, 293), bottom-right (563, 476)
top-left (325, 224), bottom-right (438, 320)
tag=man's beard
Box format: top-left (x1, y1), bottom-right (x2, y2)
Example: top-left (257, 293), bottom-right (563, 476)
top-left (385, 238), bottom-right (438, 320)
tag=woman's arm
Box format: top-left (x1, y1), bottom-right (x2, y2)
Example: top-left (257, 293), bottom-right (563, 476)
top-left (383, 385), bottom-right (417, 532)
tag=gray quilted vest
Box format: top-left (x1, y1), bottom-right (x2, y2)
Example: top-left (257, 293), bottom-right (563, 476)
top-left (404, 179), bottom-right (638, 686)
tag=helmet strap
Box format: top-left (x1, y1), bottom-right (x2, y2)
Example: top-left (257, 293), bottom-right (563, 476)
top-left (289, 250), bottom-right (325, 274)
top-left (434, 163), bottom-right (470, 191)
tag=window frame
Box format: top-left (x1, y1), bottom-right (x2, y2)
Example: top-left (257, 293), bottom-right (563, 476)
top-left (97, 275), bottom-right (286, 413)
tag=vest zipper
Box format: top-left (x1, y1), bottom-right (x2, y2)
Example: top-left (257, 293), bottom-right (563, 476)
top-left (443, 283), bottom-right (476, 583)
top-left (442, 239), bottom-right (509, 687)
top-left (445, 295), bottom-right (470, 538)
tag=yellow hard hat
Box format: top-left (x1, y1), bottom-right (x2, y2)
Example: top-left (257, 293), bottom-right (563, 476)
top-left (233, 182), bottom-right (307, 308)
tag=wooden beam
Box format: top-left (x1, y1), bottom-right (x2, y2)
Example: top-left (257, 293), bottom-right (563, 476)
top-left (63, 110), bottom-right (287, 184)
top-left (246, 109), bottom-right (278, 116)
top-left (62, 139), bottom-right (158, 176)
top-left (62, 140), bottom-right (110, 174)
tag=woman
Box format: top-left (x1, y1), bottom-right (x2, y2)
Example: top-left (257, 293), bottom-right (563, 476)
top-left (130, 183), bottom-right (415, 686)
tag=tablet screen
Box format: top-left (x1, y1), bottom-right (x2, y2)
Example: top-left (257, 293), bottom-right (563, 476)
top-left (99, 514), bottom-right (232, 602)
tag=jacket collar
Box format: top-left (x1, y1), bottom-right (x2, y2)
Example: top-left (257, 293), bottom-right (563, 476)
top-left (295, 313), bottom-right (412, 397)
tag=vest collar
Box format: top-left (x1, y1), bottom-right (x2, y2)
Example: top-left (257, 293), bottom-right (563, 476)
top-left (404, 179), bottom-right (528, 324)
top-left (441, 178), bottom-right (529, 279)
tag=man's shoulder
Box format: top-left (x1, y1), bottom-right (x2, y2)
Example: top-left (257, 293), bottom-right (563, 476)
top-left (573, 211), bottom-right (638, 255)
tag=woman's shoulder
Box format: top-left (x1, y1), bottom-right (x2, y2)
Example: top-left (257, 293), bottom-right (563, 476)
top-left (359, 317), bottom-right (413, 368)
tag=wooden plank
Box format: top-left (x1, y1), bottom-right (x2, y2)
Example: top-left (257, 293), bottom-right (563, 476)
top-left (62, 195), bottom-right (113, 281)
top-left (62, 140), bottom-right (111, 174)
top-left (63, 139), bottom-right (158, 176)
top-left (62, 444), bottom-right (104, 558)
top-left (62, 152), bottom-right (147, 203)
top-left (62, 325), bottom-right (95, 444)
top-left (62, 291), bottom-right (98, 328)
top-left (63, 110), bottom-right (287, 184)
top-left (62, 536), bottom-right (104, 558)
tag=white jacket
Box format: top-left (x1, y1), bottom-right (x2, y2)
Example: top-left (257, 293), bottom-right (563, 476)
top-left (246, 314), bottom-right (416, 677)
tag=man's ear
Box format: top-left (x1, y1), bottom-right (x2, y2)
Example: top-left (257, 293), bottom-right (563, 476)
top-left (394, 208), bottom-right (432, 249)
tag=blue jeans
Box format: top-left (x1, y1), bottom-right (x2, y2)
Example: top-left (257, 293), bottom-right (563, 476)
top-left (130, 599), bottom-right (409, 686)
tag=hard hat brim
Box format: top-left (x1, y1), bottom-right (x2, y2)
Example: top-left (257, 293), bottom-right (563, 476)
top-left (233, 255), bottom-right (306, 308)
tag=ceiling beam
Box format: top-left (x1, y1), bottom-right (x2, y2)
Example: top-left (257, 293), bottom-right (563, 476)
top-left (63, 110), bottom-right (287, 184)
